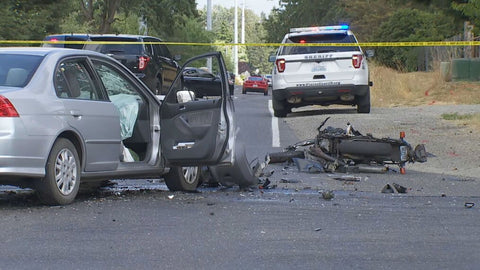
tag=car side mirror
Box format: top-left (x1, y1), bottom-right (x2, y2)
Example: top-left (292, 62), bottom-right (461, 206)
top-left (365, 50), bottom-right (375, 58)
top-left (268, 55), bottom-right (276, 62)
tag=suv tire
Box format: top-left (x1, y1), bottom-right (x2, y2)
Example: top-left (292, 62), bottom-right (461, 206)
top-left (357, 89), bottom-right (371, 113)
top-left (272, 98), bottom-right (289, 117)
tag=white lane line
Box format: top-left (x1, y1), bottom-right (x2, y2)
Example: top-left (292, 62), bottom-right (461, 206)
top-left (268, 100), bottom-right (280, 147)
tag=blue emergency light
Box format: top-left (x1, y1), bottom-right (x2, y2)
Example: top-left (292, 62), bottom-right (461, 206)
top-left (290, 25), bottom-right (349, 33)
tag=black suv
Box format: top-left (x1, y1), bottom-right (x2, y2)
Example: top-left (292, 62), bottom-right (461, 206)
top-left (43, 34), bottom-right (91, 49)
top-left (84, 35), bottom-right (180, 95)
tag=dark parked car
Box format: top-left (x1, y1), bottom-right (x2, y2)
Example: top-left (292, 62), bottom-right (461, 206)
top-left (84, 35), bottom-right (180, 95)
top-left (43, 34), bottom-right (91, 49)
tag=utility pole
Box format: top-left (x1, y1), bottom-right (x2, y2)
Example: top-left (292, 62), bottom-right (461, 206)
top-left (241, 0), bottom-right (245, 44)
top-left (206, 0), bottom-right (212, 71)
top-left (234, 0), bottom-right (238, 76)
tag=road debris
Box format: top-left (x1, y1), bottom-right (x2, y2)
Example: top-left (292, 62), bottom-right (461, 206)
top-left (381, 183), bottom-right (408, 194)
top-left (330, 175), bottom-right (362, 182)
top-left (268, 117), bottom-right (427, 174)
top-left (321, 191), bottom-right (335, 200)
top-left (465, 202), bottom-right (475, 208)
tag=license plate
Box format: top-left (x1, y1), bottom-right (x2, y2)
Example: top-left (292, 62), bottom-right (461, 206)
top-left (253, 84), bottom-right (258, 87)
top-left (400, 146), bottom-right (407, 161)
top-left (311, 64), bottom-right (326, 72)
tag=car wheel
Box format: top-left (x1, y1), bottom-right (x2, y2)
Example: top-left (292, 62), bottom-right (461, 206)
top-left (264, 90), bottom-right (268, 96)
top-left (357, 89), bottom-right (371, 113)
top-left (164, 166), bottom-right (200, 192)
top-left (242, 89), bottom-right (246, 94)
top-left (272, 97), bottom-right (289, 117)
top-left (35, 138), bottom-right (81, 205)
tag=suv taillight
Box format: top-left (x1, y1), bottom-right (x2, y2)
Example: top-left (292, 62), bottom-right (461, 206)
top-left (352, 54), bottom-right (363, 69)
top-left (276, 58), bottom-right (286, 73)
top-left (138, 56), bottom-right (151, 71)
top-left (0, 95), bottom-right (19, 117)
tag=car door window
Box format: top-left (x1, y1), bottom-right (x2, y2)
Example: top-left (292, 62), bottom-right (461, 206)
top-left (91, 60), bottom-right (145, 141)
top-left (55, 59), bottom-right (104, 100)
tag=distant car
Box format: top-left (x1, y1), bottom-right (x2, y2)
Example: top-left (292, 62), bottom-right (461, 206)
top-left (83, 34), bottom-right (180, 95)
top-left (242, 76), bottom-right (269, 95)
top-left (182, 67), bottom-right (234, 97)
top-left (264, 74), bottom-right (272, 86)
top-left (0, 47), bottom-right (248, 205)
top-left (42, 34), bottom-right (90, 49)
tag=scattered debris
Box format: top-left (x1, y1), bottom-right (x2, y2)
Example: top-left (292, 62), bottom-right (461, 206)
top-left (293, 158), bottom-right (324, 173)
top-left (330, 175), bottom-right (362, 182)
top-left (167, 195), bottom-right (175, 199)
top-left (321, 191), bottom-right (335, 200)
top-left (280, 178), bottom-right (301, 184)
top-left (465, 202), bottom-right (475, 208)
top-left (268, 117), bottom-right (427, 174)
top-left (381, 183), bottom-right (407, 194)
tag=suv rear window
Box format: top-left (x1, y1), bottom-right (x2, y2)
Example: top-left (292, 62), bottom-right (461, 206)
top-left (280, 33), bottom-right (360, 55)
top-left (85, 38), bottom-right (143, 55)
top-left (0, 55), bottom-right (43, 87)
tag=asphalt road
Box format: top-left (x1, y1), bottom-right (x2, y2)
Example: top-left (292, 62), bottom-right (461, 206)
top-left (0, 87), bottom-right (479, 269)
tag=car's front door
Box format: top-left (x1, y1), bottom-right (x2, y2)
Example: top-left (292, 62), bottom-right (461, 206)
top-left (160, 52), bottom-right (233, 167)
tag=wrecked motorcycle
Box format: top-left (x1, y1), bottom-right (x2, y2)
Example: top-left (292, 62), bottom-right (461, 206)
top-left (268, 117), bottom-right (427, 174)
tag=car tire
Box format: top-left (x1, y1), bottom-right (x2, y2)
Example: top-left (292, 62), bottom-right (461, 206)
top-left (357, 89), bottom-right (371, 113)
top-left (264, 90), bottom-right (268, 96)
top-left (242, 89), bottom-right (246, 94)
top-left (272, 98), bottom-right (288, 117)
top-left (35, 138), bottom-right (81, 205)
top-left (164, 166), bottom-right (200, 192)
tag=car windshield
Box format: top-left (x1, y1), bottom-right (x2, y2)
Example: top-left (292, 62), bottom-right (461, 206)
top-left (280, 33), bottom-right (360, 55)
top-left (0, 54), bottom-right (44, 88)
top-left (248, 77), bottom-right (263, 81)
top-left (85, 38), bottom-right (143, 55)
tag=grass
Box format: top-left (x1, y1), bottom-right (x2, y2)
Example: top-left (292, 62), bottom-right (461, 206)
top-left (370, 63), bottom-right (480, 107)
top-left (370, 63), bottom-right (480, 130)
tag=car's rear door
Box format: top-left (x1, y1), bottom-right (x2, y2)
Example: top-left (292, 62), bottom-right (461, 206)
top-left (160, 52), bottom-right (233, 166)
top-left (54, 57), bottom-right (121, 172)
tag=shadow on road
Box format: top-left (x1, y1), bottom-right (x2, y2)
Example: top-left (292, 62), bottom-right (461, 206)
top-left (288, 107), bottom-right (357, 118)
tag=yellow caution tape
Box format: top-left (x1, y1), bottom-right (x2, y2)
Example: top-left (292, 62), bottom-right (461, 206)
top-left (2, 40), bottom-right (480, 47)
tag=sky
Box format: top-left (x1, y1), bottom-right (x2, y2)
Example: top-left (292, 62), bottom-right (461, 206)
top-left (196, 0), bottom-right (279, 16)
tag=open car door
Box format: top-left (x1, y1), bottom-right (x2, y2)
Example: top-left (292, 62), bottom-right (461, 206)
top-left (160, 52), bottom-right (233, 167)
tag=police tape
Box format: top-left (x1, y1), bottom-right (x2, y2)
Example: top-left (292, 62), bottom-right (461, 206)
top-left (2, 40), bottom-right (480, 47)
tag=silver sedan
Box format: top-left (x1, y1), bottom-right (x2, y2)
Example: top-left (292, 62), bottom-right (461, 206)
top-left (0, 48), bottom-right (254, 205)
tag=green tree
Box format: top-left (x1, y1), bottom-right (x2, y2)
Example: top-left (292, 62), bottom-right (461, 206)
top-left (0, 0), bottom-right (69, 41)
top-left (452, 0), bottom-right (480, 35)
top-left (263, 0), bottom-right (345, 43)
top-left (374, 8), bottom-right (456, 71)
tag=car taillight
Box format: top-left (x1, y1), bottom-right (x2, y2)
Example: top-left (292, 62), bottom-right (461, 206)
top-left (138, 56), bottom-right (150, 71)
top-left (0, 95), bottom-right (19, 117)
top-left (352, 54), bottom-right (363, 69)
top-left (276, 58), bottom-right (286, 73)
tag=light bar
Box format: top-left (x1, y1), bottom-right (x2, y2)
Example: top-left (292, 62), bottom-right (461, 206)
top-left (290, 25), bottom-right (349, 33)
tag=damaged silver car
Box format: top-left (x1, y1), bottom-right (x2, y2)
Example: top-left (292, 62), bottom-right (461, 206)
top-left (0, 48), bottom-right (254, 205)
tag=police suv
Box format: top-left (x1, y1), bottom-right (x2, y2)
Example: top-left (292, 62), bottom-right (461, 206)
top-left (269, 25), bottom-right (373, 117)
